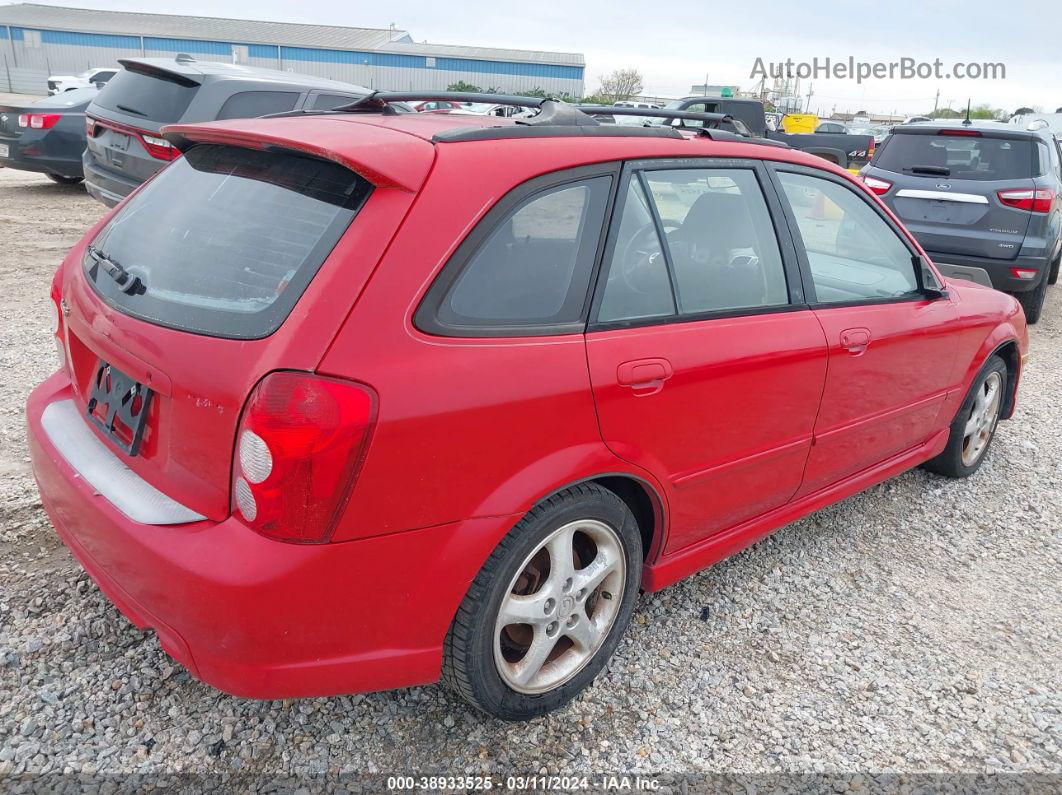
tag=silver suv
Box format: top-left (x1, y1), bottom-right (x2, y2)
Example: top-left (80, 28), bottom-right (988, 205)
top-left (82, 55), bottom-right (371, 207)
top-left (861, 121), bottom-right (1062, 323)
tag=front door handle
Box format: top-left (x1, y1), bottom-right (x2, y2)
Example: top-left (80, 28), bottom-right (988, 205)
top-left (617, 358), bottom-right (674, 395)
top-left (840, 327), bottom-right (872, 355)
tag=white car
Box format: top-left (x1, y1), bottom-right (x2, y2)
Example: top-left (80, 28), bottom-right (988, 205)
top-left (47, 67), bottom-right (118, 95)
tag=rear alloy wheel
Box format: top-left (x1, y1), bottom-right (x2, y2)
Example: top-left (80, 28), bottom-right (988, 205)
top-left (923, 355), bottom-right (1007, 478)
top-left (1015, 271), bottom-right (1049, 324)
top-left (46, 173), bottom-right (83, 186)
top-left (443, 484), bottom-right (641, 720)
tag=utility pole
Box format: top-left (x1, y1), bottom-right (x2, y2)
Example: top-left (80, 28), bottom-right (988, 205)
top-left (933, 88), bottom-right (940, 116)
top-left (805, 84), bottom-right (814, 114)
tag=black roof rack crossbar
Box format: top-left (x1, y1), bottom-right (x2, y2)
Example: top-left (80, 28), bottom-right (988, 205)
top-left (337, 91), bottom-right (548, 112)
top-left (575, 105), bottom-right (732, 126)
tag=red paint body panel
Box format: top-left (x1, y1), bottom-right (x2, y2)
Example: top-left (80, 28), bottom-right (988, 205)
top-left (584, 311), bottom-right (828, 553)
top-left (26, 112), bottom-right (1031, 698)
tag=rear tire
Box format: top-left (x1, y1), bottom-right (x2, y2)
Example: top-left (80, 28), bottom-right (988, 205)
top-left (922, 355), bottom-right (1007, 478)
top-left (46, 174), bottom-right (83, 186)
top-left (1015, 271), bottom-right (1048, 324)
top-left (442, 483), bottom-right (642, 720)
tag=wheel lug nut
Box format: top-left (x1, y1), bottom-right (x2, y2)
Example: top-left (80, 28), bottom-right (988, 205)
top-left (546, 621), bottom-right (558, 636)
top-left (563, 577), bottom-right (573, 592)
top-left (566, 614), bottom-right (578, 627)
top-left (543, 598), bottom-right (555, 614)
top-left (577, 588), bottom-right (586, 600)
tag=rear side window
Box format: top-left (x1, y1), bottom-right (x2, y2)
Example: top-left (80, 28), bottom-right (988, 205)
top-left (597, 168), bottom-right (789, 323)
top-left (216, 91), bottom-right (300, 120)
top-left (92, 68), bottom-right (196, 123)
top-left (84, 145), bottom-right (372, 339)
top-left (874, 132), bottom-right (1037, 181)
top-left (418, 177), bottom-right (612, 335)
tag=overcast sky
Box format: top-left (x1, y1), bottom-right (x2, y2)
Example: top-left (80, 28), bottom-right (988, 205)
top-left (20, 0), bottom-right (1062, 115)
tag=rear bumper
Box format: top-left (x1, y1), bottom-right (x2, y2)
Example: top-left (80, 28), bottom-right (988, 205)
top-left (27, 372), bottom-right (513, 699)
top-left (926, 250), bottom-right (1050, 293)
top-left (81, 149), bottom-right (139, 207)
top-left (0, 138), bottom-right (83, 178)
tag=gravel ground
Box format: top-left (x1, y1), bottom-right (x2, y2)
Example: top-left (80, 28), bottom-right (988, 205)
top-left (0, 166), bottom-right (1060, 783)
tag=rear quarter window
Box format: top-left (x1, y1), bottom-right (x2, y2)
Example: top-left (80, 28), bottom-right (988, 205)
top-left (874, 132), bottom-right (1037, 181)
top-left (92, 68), bottom-right (196, 123)
top-left (216, 91), bottom-right (301, 120)
top-left (84, 145), bottom-right (372, 339)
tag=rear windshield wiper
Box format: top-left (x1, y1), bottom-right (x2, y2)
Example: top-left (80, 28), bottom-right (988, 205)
top-left (87, 245), bottom-right (143, 294)
top-left (908, 165), bottom-right (951, 176)
top-left (115, 103), bottom-right (147, 117)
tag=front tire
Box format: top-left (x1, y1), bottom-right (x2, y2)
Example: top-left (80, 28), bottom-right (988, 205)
top-left (442, 483), bottom-right (642, 720)
top-left (46, 173), bottom-right (83, 186)
top-left (922, 355), bottom-right (1007, 478)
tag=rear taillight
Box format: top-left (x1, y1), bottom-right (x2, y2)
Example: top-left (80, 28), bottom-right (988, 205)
top-left (18, 113), bottom-right (60, 129)
top-left (863, 176), bottom-right (892, 196)
top-left (232, 372), bottom-right (377, 544)
top-left (998, 189), bottom-right (1055, 214)
top-left (1011, 267), bottom-right (1038, 280)
top-left (85, 116), bottom-right (96, 137)
top-left (140, 133), bottom-right (178, 161)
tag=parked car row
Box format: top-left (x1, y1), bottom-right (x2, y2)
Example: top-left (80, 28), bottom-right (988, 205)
top-left (27, 91), bottom-right (1029, 722)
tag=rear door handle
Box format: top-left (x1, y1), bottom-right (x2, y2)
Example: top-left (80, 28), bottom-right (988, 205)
top-left (840, 327), bottom-right (872, 355)
top-left (617, 358), bottom-right (673, 395)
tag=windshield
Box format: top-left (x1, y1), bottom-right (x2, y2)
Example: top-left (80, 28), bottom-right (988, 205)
top-left (84, 145), bottom-right (372, 339)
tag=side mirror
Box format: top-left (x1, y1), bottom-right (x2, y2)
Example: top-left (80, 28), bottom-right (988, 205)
top-left (913, 255), bottom-right (950, 300)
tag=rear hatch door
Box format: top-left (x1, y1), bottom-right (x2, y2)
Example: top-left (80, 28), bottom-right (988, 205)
top-left (86, 62), bottom-right (200, 181)
top-left (871, 128), bottom-right (1038, 260)
top-left (58, 133), bottom-right (428, 521)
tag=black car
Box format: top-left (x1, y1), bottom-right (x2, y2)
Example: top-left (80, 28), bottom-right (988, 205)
top-left (0, 87), bottom-right (97, 184)
top-left (83, 55), bottom-right (373, 207)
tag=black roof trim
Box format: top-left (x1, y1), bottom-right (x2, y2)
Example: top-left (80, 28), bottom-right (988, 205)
top-left (432, 125), bottom-right (684, 143)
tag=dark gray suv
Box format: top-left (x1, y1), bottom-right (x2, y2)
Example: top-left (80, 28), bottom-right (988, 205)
top-left (83, 55), bottom-right (371, 207)
top-left (861, 121), bottom-right (1062, 323)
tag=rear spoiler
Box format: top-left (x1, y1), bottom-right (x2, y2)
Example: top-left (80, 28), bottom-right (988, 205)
top-left (161, 118), bottom-right (434, 192)
top-left (117, 58), bottom-right (201, 88)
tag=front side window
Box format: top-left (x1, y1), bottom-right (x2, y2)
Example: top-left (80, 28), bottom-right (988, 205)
top-left (778, 171), bottom-right (918, 303)
top-left (597, 168), bottom-right (789, 323)
top-left (424, 177), bottom-right (612, 334)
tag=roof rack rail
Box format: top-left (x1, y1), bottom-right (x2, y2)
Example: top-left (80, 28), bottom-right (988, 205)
top-left (262, 91), bottom-right (789, 146)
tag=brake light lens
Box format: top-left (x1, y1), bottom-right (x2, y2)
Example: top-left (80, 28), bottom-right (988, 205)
top-left (1011, 268), bottom-right (1038, 280)
top-left (938, 129), bottom-right (982, 137)
top-left (17, 113), bottom-right (60, 129)
top-left (863, 176), bottom-right (893, 196)
top-left (85, 117), bottom-right (96, 137)
top-left (49, 280), bottom-right (66, 370)
top-left (140, 133), bottom-right (178, 161)
top-left (232, 372), bottom-right (377, 544)
top-left (998, 189), bottom-right (1055, 214)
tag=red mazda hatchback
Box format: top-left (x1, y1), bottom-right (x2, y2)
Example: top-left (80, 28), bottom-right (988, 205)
top-left (27, 95), bottom-right (1028, 720)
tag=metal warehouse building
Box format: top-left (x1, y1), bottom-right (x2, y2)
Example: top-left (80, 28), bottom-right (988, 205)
top-left (0, 3), bottom-right (585, 97)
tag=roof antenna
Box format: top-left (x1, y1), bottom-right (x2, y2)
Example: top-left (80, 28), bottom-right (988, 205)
top-left (962, 99), bottom-right (972, 126)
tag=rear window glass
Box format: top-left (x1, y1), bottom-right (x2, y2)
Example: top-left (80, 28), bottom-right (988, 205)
top-left (92, 68), bottom-right (197, 124)
top-left (874, 132), bottom-right (1037, 181)
top-left (84, 145), bottom-right (372, 339)
top-left (216, 91), bottom-right (300, 120)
